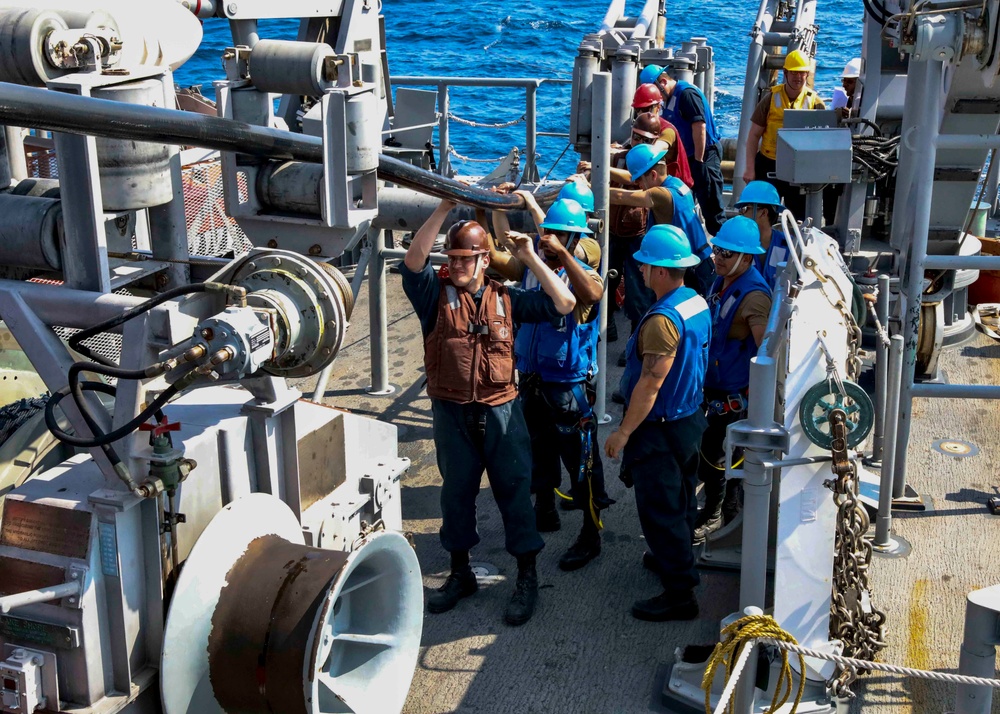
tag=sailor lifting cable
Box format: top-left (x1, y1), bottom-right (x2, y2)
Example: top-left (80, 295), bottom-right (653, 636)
top-left (488, 186), bottom-right (614, 572)
top-left (400, 199), bottom-right (577, 626)
top-left (694, 216), bottom-right (773, 543)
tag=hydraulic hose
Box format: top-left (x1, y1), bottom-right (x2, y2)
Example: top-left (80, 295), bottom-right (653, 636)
top-left (0, 82), bottom-right (563, 211)
top-left (47, 380), bottom-right (182, 448)
top-left (69, 282), bottom-right (219, 366)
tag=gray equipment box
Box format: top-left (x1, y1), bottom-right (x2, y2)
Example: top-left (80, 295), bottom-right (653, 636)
top-left (776, 127), bottom-right (853, 184)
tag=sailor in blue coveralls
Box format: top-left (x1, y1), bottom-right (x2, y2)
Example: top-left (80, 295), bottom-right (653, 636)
top-left (693, 216), bottom-right (772, 543)
top-left (639, 63), bottom-right (727, 235)
top-left (491, 198), bottom-right (613, 571)
top-left (605, 224), bottom-right (711, 621)
top-left (734, 180), bottom-right (791, 288)
top-left (400, 198), bottom-right (576, 626)
top-left (609, 143), bottom-right (715, 300)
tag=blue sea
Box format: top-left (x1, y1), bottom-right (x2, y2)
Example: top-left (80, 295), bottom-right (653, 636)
top-left (174, 0), bottom-right (862, 178)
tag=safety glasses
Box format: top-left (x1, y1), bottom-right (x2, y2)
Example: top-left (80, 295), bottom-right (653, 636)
top-left (713, 247), bottom-right (738, 260)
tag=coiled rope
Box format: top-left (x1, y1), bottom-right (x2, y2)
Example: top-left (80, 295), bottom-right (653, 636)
top-left (703, 615), bottom-right (806, 714)
top-left (702, 615), bottom-right (1000, 714)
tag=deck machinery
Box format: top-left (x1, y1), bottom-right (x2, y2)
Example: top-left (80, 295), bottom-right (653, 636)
top-left (0, 0), bottom-right (999, 712)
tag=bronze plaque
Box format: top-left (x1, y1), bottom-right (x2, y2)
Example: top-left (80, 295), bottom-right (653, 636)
top-left (297, 416), bottom-right (347, 511)
top-left (0, 500), bottom-right (92, 559)
top-left (0, 614), bottom-right (79, 650)
top-left (0, 556), bottom-right (65, 597)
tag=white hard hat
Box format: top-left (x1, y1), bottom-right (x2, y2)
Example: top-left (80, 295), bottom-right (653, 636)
top-left (842, 57), bottom-right (862, 79)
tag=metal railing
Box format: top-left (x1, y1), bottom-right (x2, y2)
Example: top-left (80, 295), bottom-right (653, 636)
top-left (390, 76), bottom-right (572, 181)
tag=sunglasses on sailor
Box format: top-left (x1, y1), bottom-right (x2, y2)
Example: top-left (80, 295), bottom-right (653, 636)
top-left (738, 204), bottom-right (759, 217)
top-left (713, 247), bottom-right (738, 260)
top-left (631, 132), bottom-right (656, 144)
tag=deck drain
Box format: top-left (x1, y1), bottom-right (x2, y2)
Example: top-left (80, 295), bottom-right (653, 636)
top-left (469, 561), bottom-right (503, 583)
top-left (932, 439), bottom-right (979, 458)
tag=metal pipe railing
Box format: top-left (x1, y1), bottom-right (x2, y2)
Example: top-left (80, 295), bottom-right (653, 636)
top-left (892, 58), bottom-right (945, 502)
top-left (592, 72), bottom-right (612, 422)
top-left (874, 335), bottom-right (903, 547)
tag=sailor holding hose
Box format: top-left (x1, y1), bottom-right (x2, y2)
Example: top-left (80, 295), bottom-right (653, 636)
top-left (400, 199), bottom-right (576, 626)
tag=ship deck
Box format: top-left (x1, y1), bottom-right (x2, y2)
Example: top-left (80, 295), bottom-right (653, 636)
top-left (299, 256), bottom-right (1000, 714)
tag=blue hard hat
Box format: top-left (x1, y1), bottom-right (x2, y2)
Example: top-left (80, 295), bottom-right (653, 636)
top-left (638, 64), bottom-right (666, 85)
top-left (541, 198), bottom-right (593, 234)
top-left (626, 143), bottom-right (668, 182)
top-left (709, 215), bottom-right (765, 255)
top-left (633, 224), bottom-right (700, 268)
top-left (558, 180), bottom-right (595, 213)
top-left (735, 180), bottom-right (785, 211)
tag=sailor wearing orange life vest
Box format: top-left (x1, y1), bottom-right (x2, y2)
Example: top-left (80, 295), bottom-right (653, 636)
top-left (742, 49), bottom-right (826, 218)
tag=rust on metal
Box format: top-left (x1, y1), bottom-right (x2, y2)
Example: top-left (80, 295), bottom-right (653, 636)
top-left (0, 500), bottom-right (91, 559)
top-left (0, 556), bottom-right (66, 598)
top-left (207, 534), bottom-right (349, 712)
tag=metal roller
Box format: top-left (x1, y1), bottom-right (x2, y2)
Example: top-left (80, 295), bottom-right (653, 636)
top-left (0, 8), bottom-right (68, 86)
top-left (161, 494), bottom-right (423, 714)
top-left (250, 39), bottom-right (336, 96)
top-left (257, 160), bottom-right (324, 216)
top-left (0, 193), bottom-right (62, 270)
top-left (91, 78), bottom-right (173, 210)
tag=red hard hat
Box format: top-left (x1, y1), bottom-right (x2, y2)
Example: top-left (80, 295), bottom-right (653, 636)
top-left (443, 221), bottom-right (490, 256)
top-left (632, 112), bottom-right (663, 139)
top-left (631, 83), bottom-right (662, 109)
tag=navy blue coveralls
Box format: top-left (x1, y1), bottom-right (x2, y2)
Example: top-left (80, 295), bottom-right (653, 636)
top-left (662, 80), bottom-right (726, 235)
top-left (515, 258), bottom-right (614, 513)
top-left (620, 286), bottom-right (710, 593)
top-left (699, 267), bottom-right (771, 517)
top-left (400, 260), bottom-right (554, 557)
top-left (625, 176), bottom-right (714, 328)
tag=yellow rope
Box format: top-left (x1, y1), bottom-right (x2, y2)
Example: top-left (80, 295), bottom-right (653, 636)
top-left (553, 484), bottom-right (604, 529)
top-left (698, 451), bottom-right (745, 471)
top-left (702, 614), bottom-right (806, 714)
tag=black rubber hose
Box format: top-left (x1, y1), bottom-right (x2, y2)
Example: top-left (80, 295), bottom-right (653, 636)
top-left (70, 283), bottom-right (211, 366)
top-left (46, 381), bottom-right (181, 448)
top-left (42, 380), bottom-right (124, 467)
top-left (0, 82), bottom-right (562, 212)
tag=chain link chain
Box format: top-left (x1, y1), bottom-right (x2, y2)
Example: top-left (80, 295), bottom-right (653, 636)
top-left (827, 410), bottom-right (887, 698)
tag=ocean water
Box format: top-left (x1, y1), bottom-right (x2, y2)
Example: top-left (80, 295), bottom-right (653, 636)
top-left (173, 0), bottom-right (862, 178)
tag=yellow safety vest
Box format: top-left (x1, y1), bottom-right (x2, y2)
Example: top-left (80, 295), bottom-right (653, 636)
top-left (759, 84), bottom-right (822, 160)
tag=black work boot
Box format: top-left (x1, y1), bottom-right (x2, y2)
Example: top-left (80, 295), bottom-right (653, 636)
top-left (607, 317), bottom-right (619, 343)
top-left (427, 552), bottom-right (478, 614)
top-left (558, 515), bottom-right (601, 571)
top-left (631, 589), bottom-right (699, 622)
top-left (504, 554), bottom-right (539, 626)
top-left (534, 490), bottom-right (560, 532)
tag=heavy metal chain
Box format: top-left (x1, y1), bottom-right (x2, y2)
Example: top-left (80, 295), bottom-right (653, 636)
top-left (827, 409), bottom-right (887, 698)
top-left (805, 257), bottom-right (863, 380)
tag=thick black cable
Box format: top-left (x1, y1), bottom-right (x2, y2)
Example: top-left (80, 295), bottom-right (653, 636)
top-left (69, 283), bottom-right (211, 366)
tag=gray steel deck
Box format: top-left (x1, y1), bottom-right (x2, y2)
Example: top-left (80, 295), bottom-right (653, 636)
top-left (296, 260), bottom-right (1000, 713)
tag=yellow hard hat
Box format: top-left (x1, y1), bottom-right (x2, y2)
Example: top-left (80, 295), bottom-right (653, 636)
top-left (783, 49), bottom-right (813, 72)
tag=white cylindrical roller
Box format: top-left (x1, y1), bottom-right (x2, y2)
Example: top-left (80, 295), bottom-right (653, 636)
top-left (91, 78), bottom-right (173, 210)
top-left (345, 90), bottom-right (379, 173)
top-left (0, 8), bottom-right (69, 86)
top-left (250, 39), bottom-right (336, 96)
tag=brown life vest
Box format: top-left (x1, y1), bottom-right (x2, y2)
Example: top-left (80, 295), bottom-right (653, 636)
top-left (424, 277), bottom-right (517, 406)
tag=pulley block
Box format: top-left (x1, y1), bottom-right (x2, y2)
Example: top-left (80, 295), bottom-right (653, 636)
top-left (798, 379), bottom-right (875, 449)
